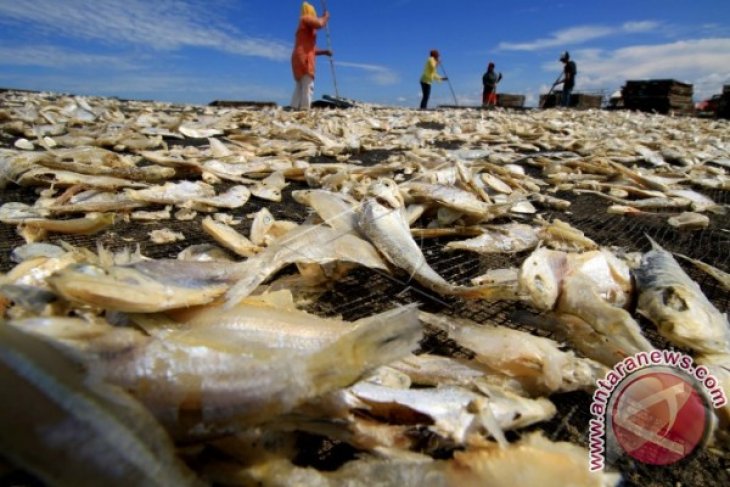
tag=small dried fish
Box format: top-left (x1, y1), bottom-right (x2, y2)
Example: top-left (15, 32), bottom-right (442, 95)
top-left (149, 228), bottom-right (185, 244)
top-left (18, 168), bottom-right (148, 189)
top-left (251, 171), bottom-right (287, 202)
top-left (635, 238), bottom-right (730, 354)
top-left (667, 211), bottom-right (710, 230)
top-left (445, 223), bottom-right (539, 254)
top-left (202, 216), bottom-right (260, 258)
top-left (91, 304), bottom-right (421, 435)
top-left (351, 382), bottom-right (554, 444)
top-left (48, 260), bottom-right (243, 312)
top-left (292, 189), bottom-right (359, 234)
top-left (420, 312), bottom-right (607, 395)
top-left (131, 206), bottom-right (172, 221)
top-left (225, 224), bottom-right (388, 306)
top-left (19, 213), bottom-right (115, 235)
top-left (359, 181), bottom-right (515, 300)
top-left (675, 253), bottom-right (730, 292)
top-left (0, 324), bottom-right (201, 487)
top-left (129, 181), bottom-right (215, 205)
top-left (194, 185), bottom-right (251, 209)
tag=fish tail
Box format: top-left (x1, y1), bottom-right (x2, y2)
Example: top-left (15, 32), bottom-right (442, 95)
top-left (307, 304), bottom-right (422, 392)
top-left (223, 259), bottom-right (272, 309)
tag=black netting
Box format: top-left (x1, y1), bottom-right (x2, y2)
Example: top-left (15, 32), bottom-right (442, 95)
top-left (1, 96), bottom-right (729, 486)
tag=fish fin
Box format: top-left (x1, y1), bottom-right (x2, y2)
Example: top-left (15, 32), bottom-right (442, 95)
top-left (307, 304), bottom-right (422, 393)
top-left (644, 234), bottom-right (662, 250)
top-left (417, 311), bottom-right (453, 333)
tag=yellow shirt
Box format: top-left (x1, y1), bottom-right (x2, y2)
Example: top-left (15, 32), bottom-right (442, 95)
top-left (420, 57), bottom-right (443, 84)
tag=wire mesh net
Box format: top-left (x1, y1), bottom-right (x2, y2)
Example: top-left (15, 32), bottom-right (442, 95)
top-left (1, 128), bottom-right (729, 486)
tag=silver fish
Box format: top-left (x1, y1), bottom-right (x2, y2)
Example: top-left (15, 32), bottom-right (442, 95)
top-left (224, 224), bottom-right (388, 307)
top-left (420, 312), bottom-right (607, 395)
top-left (635, 238), bottom-right (730, 354)
top-left (90, 304), bottom-right (421, 436)
top-left (48, 260), bottom-right (243, 312)
top-left (445, 223), bottom-right (539, 254)
top-left (358, 181), bottom-right (513, 300)
top-left (0, 324), bottom-right (200, 487)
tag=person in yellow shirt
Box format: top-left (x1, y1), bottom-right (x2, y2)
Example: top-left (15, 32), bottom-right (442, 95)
top-left (420, 50), bottom-right (447, 109)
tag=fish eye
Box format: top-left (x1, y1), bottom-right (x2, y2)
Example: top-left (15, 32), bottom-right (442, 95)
top-left (661, 287), bottom-right (688, 312)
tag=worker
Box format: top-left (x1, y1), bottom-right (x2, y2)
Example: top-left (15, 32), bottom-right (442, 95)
top-left (482, 62), bottom-right (503, 107)
top-left (290, 2), bottom-right (332, 110)
top-left (557, 51), bottom-right (577, 108)
top-left (420, 50), bottom-right (447, 109)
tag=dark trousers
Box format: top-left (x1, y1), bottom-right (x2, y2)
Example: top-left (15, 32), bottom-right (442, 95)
top-left (561, 86), bottom-right (573, 107)
top-left (420, 82), bottom-right (431, 109)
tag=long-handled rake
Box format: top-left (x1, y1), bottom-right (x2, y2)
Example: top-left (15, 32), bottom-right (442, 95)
top-left (439, 61), bottom-right (459, 107)
top-left (540, 72), bottom-right (563, 108)
top-left (321, 0), bottom-right (340, 99)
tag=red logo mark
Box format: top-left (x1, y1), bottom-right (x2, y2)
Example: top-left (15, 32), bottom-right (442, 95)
top-left (611, 370), bottom-right (709, 465)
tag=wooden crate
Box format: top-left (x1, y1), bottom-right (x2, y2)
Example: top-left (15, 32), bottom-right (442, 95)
top-left (621, 79), bottom-right (694, 114)
top-left (540, 92), bottom-right (602, 109)
top-left (496, 93), bottom-right (525, 108)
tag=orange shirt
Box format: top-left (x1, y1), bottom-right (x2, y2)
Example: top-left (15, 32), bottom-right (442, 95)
top-left (291, 16), bottom-right (323, 80)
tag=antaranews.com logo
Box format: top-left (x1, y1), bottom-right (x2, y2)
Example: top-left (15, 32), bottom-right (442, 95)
top-left (588, 350), bottom-right (727, 470)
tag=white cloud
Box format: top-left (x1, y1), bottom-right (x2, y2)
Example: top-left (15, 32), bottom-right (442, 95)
top-left (542, 38), bottom-right (730, 100)
top-left (336, 62), bottom-right (400, 85)
top-left (0, 71), bottom-right (289, 104)
top-left (498, 20), bottom-right (661, 51)
top-left (622, 21), bottom-right (660, 33)
top-left (0, 0), bottom-right (289, 60)
top-left (0, 45), bottom-right (136, 69)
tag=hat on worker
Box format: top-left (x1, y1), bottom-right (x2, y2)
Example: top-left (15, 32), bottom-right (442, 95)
top-left (430, 50), bottom-right (440, 59)
top-left (301, 2), bottom-right (316, 17)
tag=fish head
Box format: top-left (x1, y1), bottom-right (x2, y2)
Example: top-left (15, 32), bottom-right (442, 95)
top-left (519, 248), bottom-right (568, 310)
top-left (649, 285), bottom-right (730, 353)
top-left (368, 179), bottom-right (404, 209)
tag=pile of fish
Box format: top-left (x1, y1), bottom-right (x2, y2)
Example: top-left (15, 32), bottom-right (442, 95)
top-left (1, 89), bottom-right (729, 486)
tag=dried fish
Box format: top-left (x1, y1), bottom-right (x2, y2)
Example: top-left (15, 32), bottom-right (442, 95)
top-left (149, 228), bottom-right (185, 244)
top-left (251, 171), bottom-right (287, 202)
top-left (359, 185), bottom-right (513, 300)
top-left (195, 185), bottom-right (251, 209)
top-left (675, 253), bottom-right (730, 292)
top-left (91, 304), bottom-right (421, 435)
top-left (445, 223), bottom-right (539, 254)
top-left (131, 206), bottom-right (172, 221)
top-left (19, 213), bottom-right (115, 236)
top-left (48, 260), bottom-right (243, 312)
top-left (202, 216), bottom-right (260, 258)
top-left (0, 324), bottom-right (201, 487)
top-left (351, 382), bottom-right (555, 444)
top-left (667, 211), bottom-right (710, 230)
top-left (420, 312), bottom-right (607, 394)
top-left (635, 238), bottom-right (730, 354)
top-left (225, 225), bottom-right (389, 306)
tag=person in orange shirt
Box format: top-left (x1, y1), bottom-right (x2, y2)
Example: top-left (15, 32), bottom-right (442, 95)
top-left (290, 2), bottom-right (332, 110)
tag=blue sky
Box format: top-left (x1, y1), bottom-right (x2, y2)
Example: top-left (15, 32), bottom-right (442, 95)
top-left (0, 0), bottom-right (728, 107)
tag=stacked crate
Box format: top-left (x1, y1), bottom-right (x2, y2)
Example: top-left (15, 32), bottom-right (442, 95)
top-left (496, 94), bottom-right (525, 108)
top-left (621, 79), bottom-right (694, 114)
top-left (539, 92), bottom-right (602, 109)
